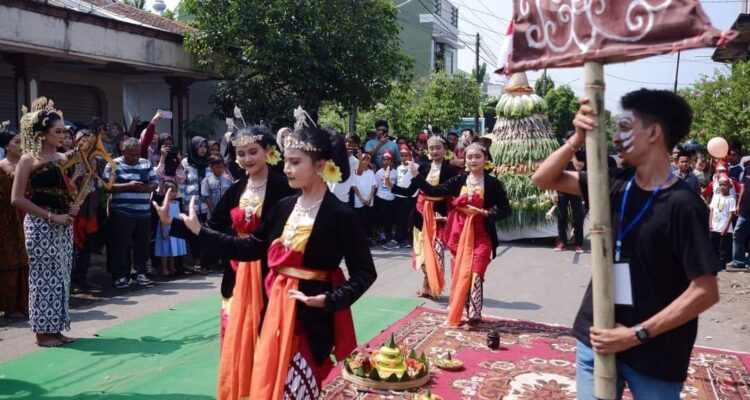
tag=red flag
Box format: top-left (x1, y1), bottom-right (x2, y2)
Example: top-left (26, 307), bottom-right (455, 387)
top-left (498, 0), bottom-right (736, 73)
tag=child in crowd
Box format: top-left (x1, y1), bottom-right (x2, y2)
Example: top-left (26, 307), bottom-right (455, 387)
top-left (352, 153), bottom-right (377, 244)
top-left (390, 145), bottom-right (417, 249)
top-left (202, 156), bottom-right (232, 219)
top-left (375, 150), bottom-right (398, 247)
top-left (709, 174), bottom-right (736, 264)
top-left (155, 181), bottom-right (187, 276)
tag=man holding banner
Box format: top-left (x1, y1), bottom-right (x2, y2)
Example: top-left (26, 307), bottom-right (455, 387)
top-left (532, 89), bottom-right (722, 398)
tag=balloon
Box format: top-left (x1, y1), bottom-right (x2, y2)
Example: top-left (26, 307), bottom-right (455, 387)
top-left (707, 137), bottom-right (728, 159)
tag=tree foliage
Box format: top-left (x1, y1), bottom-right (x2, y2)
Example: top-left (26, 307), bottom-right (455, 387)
top-left (682, 62), bottom-right (750, 148)
top-left (318, 72), bottom-right (481, 137)
top-left (535, 71), bottom-right (555, 98)
top-left (544, 85), bottom-right (579, 143)
top-left (181, 0), bottom-right (412, 128)
top-left (121, 0), bottom-right (146, 9)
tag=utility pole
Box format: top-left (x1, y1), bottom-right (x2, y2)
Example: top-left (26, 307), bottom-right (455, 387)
top-left (474, 32), bottom-right (481, 133)
top-left (541, 68), bottom-right (548, 96)
top-left (348, 107), bottom-right (357, 134)
top-left (673, 51), bottom-right (681, 93)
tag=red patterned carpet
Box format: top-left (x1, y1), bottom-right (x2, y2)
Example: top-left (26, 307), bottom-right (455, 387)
top-left (321, 307), bottom-right (750, 399)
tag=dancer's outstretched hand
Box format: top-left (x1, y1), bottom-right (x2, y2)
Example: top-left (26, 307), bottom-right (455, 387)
top-left (289, 290), bottom-right (325, 308)
top-left (152, 189), bottom-right (173, 225)
top-left (181, 196), bottom-right (202, 235)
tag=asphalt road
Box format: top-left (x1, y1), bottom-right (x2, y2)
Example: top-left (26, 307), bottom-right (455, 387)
top-left (1, 241), bottom-right (748, 363)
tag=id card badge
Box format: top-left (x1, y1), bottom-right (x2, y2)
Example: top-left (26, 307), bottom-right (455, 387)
top-left (613, 262), bottom-right (634, 306)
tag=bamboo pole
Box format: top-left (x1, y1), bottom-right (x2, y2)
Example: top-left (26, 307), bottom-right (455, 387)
top-left (583, 61), bottom-right (616, 400)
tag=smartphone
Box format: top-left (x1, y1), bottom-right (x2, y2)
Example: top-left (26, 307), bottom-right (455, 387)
top-left (159, 110), bottom-right (173, 119)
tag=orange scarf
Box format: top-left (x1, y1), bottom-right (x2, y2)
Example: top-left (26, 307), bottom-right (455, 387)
top-left (217, 260), bottom-right (264, 400)
top-left (248, 267), bottom-right (355, 399)
top-left (421, 200), bottom-right (445, 297)
top-left (446, 213), bottom-right (477, 326)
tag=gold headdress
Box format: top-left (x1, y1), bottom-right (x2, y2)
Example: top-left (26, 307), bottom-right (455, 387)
top-left (283, 136), bottom-right (321, 152)
top-left (20, 97), bottom-right (63, 156)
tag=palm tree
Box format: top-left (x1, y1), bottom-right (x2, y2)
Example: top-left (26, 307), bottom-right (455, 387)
top-left (121, 0), bottom-right (146, 9)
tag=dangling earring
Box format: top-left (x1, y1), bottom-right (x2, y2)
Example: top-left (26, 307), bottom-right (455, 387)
top-left (317, 170), bottom-right (323, 177)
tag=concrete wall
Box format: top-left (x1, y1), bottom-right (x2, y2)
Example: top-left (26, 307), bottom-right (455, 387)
top-left (0, 4), bottom-right (201, 76)
top-left (398, 1), bottom-right (435, 78)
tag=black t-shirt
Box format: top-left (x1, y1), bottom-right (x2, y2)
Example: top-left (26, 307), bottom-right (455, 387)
top-left (574, 168), bottom-right (722, 382)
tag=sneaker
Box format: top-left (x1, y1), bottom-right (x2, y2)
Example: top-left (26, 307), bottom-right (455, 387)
top-left (726, 263), bottom-right (747, 271)
top-left (554, 243), bottom-right (565, 252)
top-left (135, 274), bottom-right (154, 286)
top-left (401, 241), bottom-right (412, 249)
top-left (575, 246), bottom-right (584, 254)
top-left (115, 277), bottom-right (130, 289)
top-left (382, 240), bottom-right (400, 250)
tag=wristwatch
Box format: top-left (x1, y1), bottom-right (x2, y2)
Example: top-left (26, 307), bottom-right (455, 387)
top-left (634, 324), bottom-right (650, 344)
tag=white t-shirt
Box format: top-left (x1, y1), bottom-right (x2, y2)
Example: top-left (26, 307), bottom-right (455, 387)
top-left (709, 194), bottom-right (736, 233)
top-left (352, 169), bottom-right (376, 208)
top-left (395, 164), bottom-right (417, 198)
top-left (375, 168), bottom-right (397, 201)
top-left (327, 155), bottom-right (359, 203)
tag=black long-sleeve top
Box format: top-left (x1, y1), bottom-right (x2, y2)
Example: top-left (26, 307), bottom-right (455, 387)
top-left (412, 172), bottom-right (512, 258)
top-left (192, 190), bottom-right (377, 364)
top-left (390, 160), bottom-right (457, 229)
top-left (171, 169), bottom-right (296, 298)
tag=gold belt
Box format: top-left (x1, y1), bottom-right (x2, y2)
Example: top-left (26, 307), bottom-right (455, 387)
top-left (275, 266), bottom-right (331, 282)
top-left (456, 207), bottom-right (484, 216)
top-left (422, 196), bottom-right (445, 202)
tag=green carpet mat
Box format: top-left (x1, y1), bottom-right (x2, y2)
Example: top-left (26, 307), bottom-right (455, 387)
top-left (0, 296), bottom-right (420, 399)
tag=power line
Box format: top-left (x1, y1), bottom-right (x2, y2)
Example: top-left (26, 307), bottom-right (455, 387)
top-left (415, 0), bottom-right (497, 67)
top-left (604, 72), bottom-right (691, 86)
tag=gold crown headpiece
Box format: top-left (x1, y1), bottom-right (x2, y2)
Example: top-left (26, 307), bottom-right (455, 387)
top-left (232, 134), bottom-right (265, 147)
top-left (20, 97), bottom-right (64, 156)
top-left (284, 136), bottom-right (321, 152)
top-left (466, 142), bottom-right (487, 152)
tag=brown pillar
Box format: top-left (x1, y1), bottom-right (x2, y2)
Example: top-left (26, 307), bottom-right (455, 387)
top-left (165, 77), bottom-right (194, 150)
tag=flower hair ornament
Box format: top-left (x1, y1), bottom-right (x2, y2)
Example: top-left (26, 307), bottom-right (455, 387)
top-left (320, 159), bottom-right (342, 183)
top-left (20, 97), bottom-right (63, 156)
top-left (266, 145), bottom-right (281, 166)
top-left (0, 120), bottom-right (9, 134)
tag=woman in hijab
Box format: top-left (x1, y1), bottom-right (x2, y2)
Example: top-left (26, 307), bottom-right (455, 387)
top-left (181, 136), bottom-right (211, 273)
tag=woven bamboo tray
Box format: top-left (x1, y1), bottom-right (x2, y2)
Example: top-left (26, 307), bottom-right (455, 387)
top-left (342, 368), bottom-right (430, 391)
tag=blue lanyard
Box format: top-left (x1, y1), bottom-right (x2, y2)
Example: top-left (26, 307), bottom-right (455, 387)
top-left (615, 174), bottom-right (674, 262)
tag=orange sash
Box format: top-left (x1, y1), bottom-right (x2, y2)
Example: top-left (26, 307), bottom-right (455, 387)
top-left (249, 272), bottom-right (300, 400)
top-left (421, 200), bottom-right (445, 298)
top-left (446, 213), bottom-right (477, 326)
top-left (217, 260), bottom-right (264, 400)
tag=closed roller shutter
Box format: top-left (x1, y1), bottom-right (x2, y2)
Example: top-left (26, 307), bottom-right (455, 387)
top-left (0, 77), bottom-right (15, 127)
top-left (40, 81), bottom-right (102, 126)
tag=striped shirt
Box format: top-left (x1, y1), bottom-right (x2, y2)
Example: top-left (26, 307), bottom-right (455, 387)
top-left (181, 158), bottom-right (209, 215)
top-left (103, 157), bottom-right (157, 217)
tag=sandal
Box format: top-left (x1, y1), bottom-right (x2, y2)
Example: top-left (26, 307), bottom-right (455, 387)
top-left (36, 336), bottom-right (63, 348)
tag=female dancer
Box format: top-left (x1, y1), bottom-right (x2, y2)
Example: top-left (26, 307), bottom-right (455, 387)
top-left (157, 126), bottom-right (376, 399)
top-left (388, 135), bottom-right (456, 299)
top-left (0, 129), bottom-right (29, 319)
top-left (11, 98), bottom-right (79, 347)
top-left (408, 143), bottom-right (510, 326)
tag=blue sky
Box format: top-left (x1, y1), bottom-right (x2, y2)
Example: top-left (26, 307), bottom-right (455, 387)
top-left (148, 0), bottom-right (742, 110)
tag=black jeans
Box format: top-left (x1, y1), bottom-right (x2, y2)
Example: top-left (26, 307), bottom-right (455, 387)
top-left (711, 231), bottom-right (733, 264)
top-left (374, 196), bottom-right (395, 241)
top-left (73, 234), bottom-right (96, 284)
top-left (557, 193), bottom-right (585, 246)
top-left (355, 206), bottom-right (374, 239)
top-left (109, 211), bottom-right (150, 280)
top-left (393, 196), bottom-right (416, 243)
top-left (187, 213), bottom-right (210, 267)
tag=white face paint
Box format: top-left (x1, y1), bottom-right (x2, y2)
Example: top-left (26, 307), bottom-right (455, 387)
top-left (617, 110), bottom-right (636, 154)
